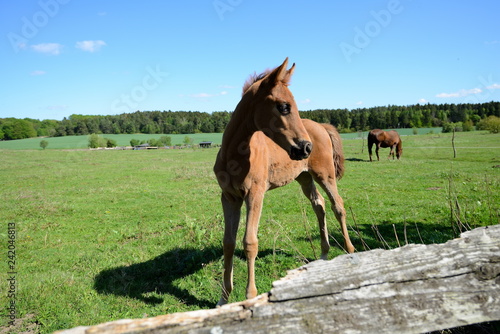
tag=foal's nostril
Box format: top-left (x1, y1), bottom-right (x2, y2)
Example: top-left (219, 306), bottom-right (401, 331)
top-left (304, 142), bottom-right (313, 155)
top-left (290, 141), bottom-right (312, 160)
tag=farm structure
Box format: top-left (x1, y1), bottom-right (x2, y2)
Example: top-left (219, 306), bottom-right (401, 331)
top-left (57, 225), bottom-right (500, 334)
top-left (133, 143), bottom-right (158, 150)
top-left (199, 141), bottom-right (212, 148)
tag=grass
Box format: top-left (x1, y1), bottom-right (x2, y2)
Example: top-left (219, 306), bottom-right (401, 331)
top-left (0, 131), bottom-right (499, 333)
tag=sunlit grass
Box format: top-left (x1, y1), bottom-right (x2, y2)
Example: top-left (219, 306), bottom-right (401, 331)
top-left (0, 131), bottom-right (498, 333)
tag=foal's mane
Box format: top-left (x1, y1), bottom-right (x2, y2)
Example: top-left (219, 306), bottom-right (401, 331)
top-left (242, 62), bottom-right (293, 96)
top-left (242, 70), bottom-right (271, 95)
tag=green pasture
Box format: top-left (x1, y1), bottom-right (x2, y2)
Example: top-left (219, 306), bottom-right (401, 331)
top-left (341, 127), bottom-right (442, 139)
top-left (0, 133), bottom-right (224, 150)
top-left (0, 131), bottom-right (499, 333)
top-left (0, 127), bottom-right (443, 150)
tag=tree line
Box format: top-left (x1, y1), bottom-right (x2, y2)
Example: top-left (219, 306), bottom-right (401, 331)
top-left (1, 102), bottom-right (499, 141)
top-left (300, 102), bottom-right (500, 133)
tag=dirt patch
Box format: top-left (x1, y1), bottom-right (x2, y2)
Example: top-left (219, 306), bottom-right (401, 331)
top-left (1, 314), bottom-right (40, 334)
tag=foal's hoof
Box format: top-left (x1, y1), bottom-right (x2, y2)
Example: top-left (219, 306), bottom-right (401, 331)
top-left (216, 298), bottom-right (228, 307)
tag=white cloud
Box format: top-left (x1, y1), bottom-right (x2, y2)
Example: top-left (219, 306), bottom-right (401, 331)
top-left (436, 87), bottom-right (482, 98)
top-left (418, 98), bottom-right (428, 104)
top-left (486, 83), bottom-right (500, 90)
top-left (436, 92), bottom-right (457, 98)
top-left (190, 91), bottom-right (227, 98)
top-left (355, 101), bottom-right (363, 105)
top-left (31, 43), bottom-right (63, 55)
top-left (192, 93), bottom-right (212, 98)
top-left (30, 70), bottom-right (46, 76)
top-left (76, 40), bottom-right (106, 52)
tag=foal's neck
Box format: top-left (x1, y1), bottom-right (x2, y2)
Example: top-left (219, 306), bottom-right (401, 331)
top-left (219, 97), bottom-right (257, 161)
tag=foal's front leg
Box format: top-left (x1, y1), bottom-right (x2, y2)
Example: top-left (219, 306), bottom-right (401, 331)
top-left (243, 189), bottom-right (265, 300)
top-left (217, 193), bottom-right (242, 306)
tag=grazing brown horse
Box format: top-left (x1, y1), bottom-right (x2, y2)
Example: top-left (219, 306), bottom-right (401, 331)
top-left (213, 58), bottom-right (354, 306)
top-left (367, 129), bottom-right (403, 161)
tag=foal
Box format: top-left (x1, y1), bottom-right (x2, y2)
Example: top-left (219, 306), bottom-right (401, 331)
top-left (214, 58), bottom-right (354, 305)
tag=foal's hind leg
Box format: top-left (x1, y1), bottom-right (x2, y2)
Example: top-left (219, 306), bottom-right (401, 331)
top-left (296, 173), bottom-right (330, 259)
top-left (217, 193), bottom-right (243, 306)
top-left (313, 171), bottom-right (355, 254)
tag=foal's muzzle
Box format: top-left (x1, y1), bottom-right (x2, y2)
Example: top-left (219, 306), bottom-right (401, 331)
top-left (290, 140), bottom-right (313, 160)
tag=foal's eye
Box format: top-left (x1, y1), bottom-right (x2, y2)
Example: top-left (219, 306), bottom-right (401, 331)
top-left (276, 102), bottom-right (291, 115)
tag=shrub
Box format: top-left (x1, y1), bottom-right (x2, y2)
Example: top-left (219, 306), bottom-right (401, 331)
top-left (40, 140), bottom-right (49, 150)
top-left (442, 122), bottom-right (463, 133)
top-left (148, 139), bottom-right (160, 147)
top-left (462, 120), bottom-right (474, 132)
top-left (159, 135), bottom-right (172, 146)
top-left (476, 116), bottom-right (500, 133)
top-left (183, 136), bottom-right (193, 146)
top-left (130, 139), bottom-right (140, 147)
top-left (106, 139), bottom-right (117, 148)
top-left (88, 134), bottom-right (107, 148)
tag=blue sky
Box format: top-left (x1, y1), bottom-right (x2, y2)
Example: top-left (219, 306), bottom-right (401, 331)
top-left (2, 0), bottom-right (499, 120)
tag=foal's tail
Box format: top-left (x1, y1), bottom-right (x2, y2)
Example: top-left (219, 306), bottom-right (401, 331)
top-left (321, 123), bottom-right (345, 180)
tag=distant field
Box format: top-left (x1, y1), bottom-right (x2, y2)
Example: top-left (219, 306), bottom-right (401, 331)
top-left (0, 133), bottom-right (224, 150)
top-left (341, 127), bottom-right (442, 139)
top-left (0, 128), bottom-right (442, 150)
top-left (0, 130), bottom-right (498, 333)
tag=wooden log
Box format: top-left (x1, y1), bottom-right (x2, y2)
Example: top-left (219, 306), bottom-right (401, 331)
top-left (57, 225), bottom-right (500, 334)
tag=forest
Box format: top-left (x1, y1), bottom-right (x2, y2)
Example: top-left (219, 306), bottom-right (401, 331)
top-left (1, 102), bottom-right (499, 141)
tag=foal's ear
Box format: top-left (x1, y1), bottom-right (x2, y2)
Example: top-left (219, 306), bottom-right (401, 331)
top-left (266, 58), bottom-right (293, 86)
top-left (284, 62), bottom-right (296, 84)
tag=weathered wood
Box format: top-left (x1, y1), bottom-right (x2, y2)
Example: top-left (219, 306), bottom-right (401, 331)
top-left (56, 225), bottom-right (500, 334)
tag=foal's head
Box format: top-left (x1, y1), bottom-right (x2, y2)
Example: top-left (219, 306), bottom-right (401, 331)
top-left (242, 58), bottom-right (312, 160)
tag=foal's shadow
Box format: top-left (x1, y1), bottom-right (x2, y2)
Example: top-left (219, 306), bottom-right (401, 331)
top-left (93, 247), bottom-right (281, 308)
top-left (94, 247), bottom-right (221, 308)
